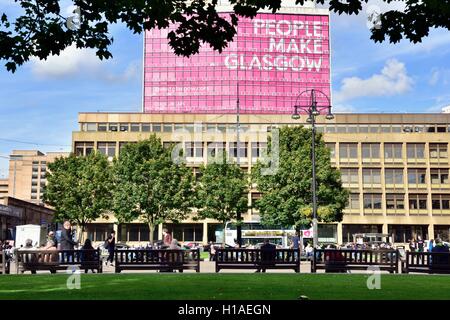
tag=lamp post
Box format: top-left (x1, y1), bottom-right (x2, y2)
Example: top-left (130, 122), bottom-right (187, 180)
top-left (291, 89), bottom-right (334, 249)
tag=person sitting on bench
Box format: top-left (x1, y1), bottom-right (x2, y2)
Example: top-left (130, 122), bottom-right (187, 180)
top-left (431, 238), bottom-right (450, 272)
top-left (257, 239), bottom-right (276, 273)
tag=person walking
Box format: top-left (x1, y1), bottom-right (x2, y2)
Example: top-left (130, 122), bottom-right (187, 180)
top-left (105, 230), bottom-right (116, 266)
top-left (290, 232), bottom-right (300, 260)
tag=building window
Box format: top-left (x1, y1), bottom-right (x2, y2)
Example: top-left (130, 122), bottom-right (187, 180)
top-left (408, 169), bottom-right (427, 185)
top-left (347, 194), bottom-right (360, 209)
top-left (97, 142), bottom-right (116, 157)
top-left (108, 123), bottom-right (118, 132)
top-left (363, 194), bottom-right (382, 210)
top-left (163, 124), bottom-right (173, 133)
top-left (152, 124), bottom-right (162, 132)
top-left (185, 142), bottom-right (203, 158)
top-left (385, 169), bottom-right (404, 185)
top-left (130, 123), bottom-right (141, 132)
top-left (251, 142), bottom-right (267, 158)
top-left (362, 168), bottom-right (381, 186)
top-left (119, 123), bottom-right (129, 132)
top-left (430, 143), bottom-right (448, 159)
top-left (362, 143), bottom-right (380, 161)
top-left (340, 168), bottom-right (359, 185)
top-left (434, 225), bottom-right (450, 242)
top-left (432, 194), bottom-right (450, 211)
top-left (165, 223), bottom-right (203, 242)
top-left (407, 143), bottom-right (425, 160)
top-left (142, 123), bottom-right (151, 132)
top-left (207, 142), bottom-right (225, 159)
top-left (386, 194), bottom-right (405, 210)
top-left (409, 194), bottom-right (427, 210)
top-left (74, 142), bottom-right (94, 156)
top-left (339, 143), bottom-right (357, 159)
top-left (229, 142), bottom-right (248, 158)
top-left (384, 143), bottom-right (403, 160)
top-left (85, 123), bottom-right (97, 132)
top-left (86, 224), bottom-right (114, 242)
top-left (118, 224), bottom-right (157, 242)
top-left (325, 143), bottom-right (336, 159)
top-left (430, 168), bottom-right (449, 185)
top-left (98, 123), bottom-right (107, 132)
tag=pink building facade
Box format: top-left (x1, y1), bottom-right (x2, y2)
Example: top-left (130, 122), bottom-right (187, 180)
top-left (143, 11), bottom-right (330, 114)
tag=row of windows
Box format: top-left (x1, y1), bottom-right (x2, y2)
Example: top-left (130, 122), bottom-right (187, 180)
top-left (80, 122), bottom-right (450, 134)
top-left (347, 194), bottom-right (450, 211)
top-left (75, 141), bottom-right (268, 158)
top-left (329, 143), bottom-right (448, 160)
top-left (341, 168), bottom-right (449, 186)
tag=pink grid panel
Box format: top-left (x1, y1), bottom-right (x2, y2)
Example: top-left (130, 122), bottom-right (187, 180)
top-left (143, 13), bottom-right (330, 114)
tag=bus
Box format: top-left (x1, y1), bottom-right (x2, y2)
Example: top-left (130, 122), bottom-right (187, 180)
top-left (224, 221), bottom-right (301, 248)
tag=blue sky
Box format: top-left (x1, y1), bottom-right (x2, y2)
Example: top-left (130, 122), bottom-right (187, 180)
top-left (1, 1), bottom-right (450, 177)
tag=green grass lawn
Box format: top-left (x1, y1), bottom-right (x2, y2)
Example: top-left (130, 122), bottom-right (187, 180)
top-left (0, 273), bottom-right (449, 300)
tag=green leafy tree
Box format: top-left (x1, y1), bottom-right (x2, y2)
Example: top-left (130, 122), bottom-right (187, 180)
top-left (252, 126), bottom-right (348, 231)
top-left (2, 0), bottom-right (449, 72)
top-left (112, 136), bottom-right (195, 244)
top-left (43, 152), bottom-right (113, 242)
top-left (196, 155), bottom-right (249, 245)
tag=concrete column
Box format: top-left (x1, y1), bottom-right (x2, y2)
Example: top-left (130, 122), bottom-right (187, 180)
top-left (428, 224), bottom-right (435, 240)
top-left (382, 223), bottom-right (388, 235)
top-left (337, 222), bottom-right (343, 245)
top-left (202, 221), bottom-right (208, 244)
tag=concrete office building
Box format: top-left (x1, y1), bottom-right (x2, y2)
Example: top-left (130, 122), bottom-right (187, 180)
top-left (72, 112), bottom-right (450, 245)
top-left (6, 150), bottom-right (70, 205)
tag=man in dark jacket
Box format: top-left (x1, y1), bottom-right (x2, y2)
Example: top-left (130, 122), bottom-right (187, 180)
top-left (257, 239), bottom-right (276, 273)
top-left (60, 221), bottom-right (77, 250)
top-left (59, 221), bottom-right (78, 263)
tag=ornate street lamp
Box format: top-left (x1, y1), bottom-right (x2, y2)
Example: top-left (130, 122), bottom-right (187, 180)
top-left (291, 89), bottom-right (334, 249)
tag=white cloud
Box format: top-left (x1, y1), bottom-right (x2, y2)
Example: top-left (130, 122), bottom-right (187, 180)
top-left (29, 45), bottom-right (140, 83)
top-left (334, 59), bottom-right (413, 103)
top-left (30, 45), bottom-right (102, 78)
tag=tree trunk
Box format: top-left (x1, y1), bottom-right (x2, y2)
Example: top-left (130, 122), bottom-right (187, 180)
top-left (77, 223), bottom-right (86, 245)
top-left (222, 221), bottom-right (226, 247)
top-left (148, 222), bottom-right (155, 245)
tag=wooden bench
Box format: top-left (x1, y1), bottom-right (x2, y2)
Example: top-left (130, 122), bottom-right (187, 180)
top-left (311, 249), bottom-right (399, 273)
top-left (215, 249), bottom-right (300, 273)
top-left (16, 249), bottom-right (103, 274)
top-left (114, 249), bottom-right (200, 273)
top-left (402, 251), bottom-right (450, 274)
top-left (1, 250), bottom-right (10, 274)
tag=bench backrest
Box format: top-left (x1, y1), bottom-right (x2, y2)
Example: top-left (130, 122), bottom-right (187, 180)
top-left (16, 249), bottom-right (101, 266)
top-left (405, 251), bottom-right (450, 270)
top-left (114, 249), bottom-right (200, 265)
top-left (312, 249), bottom-right (399, 266)
top-left (216, 249), bottom-right (300, 264)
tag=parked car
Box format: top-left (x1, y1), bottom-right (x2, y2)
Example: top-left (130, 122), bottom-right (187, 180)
top-left (183, 242), bottom-right (204, 250)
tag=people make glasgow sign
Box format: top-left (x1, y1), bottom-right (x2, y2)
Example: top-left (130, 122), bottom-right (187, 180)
top-left (143, 12), bottom-right (330, 114)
